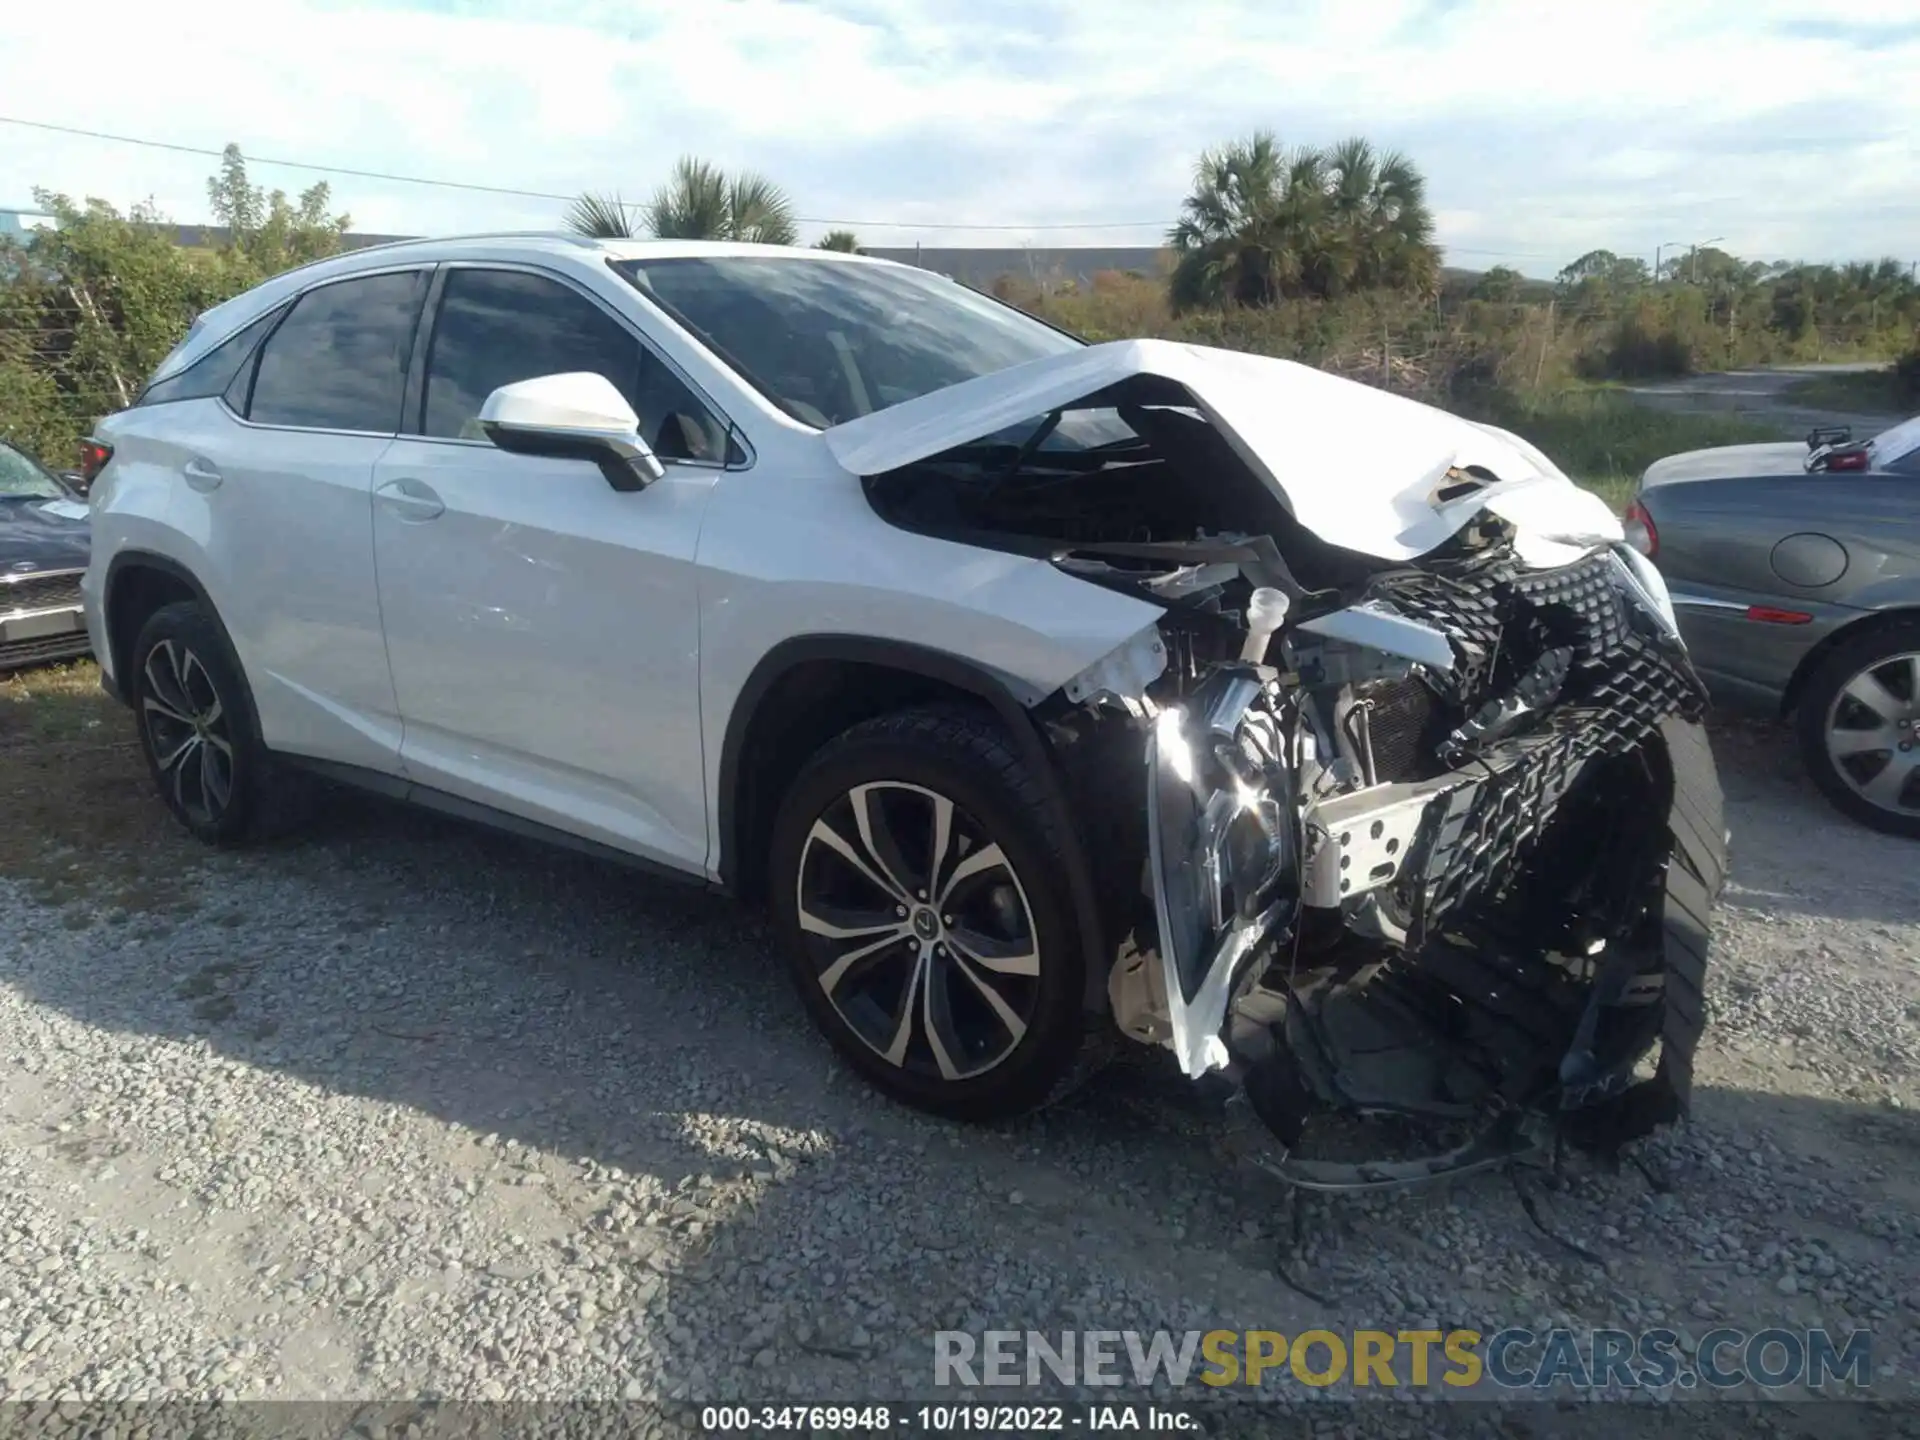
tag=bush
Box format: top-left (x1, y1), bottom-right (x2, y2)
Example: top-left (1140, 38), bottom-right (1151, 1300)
top-left (1897, 344), bottom-right (1920, 403)
top-left (0, 151), bottom-right (346, 464)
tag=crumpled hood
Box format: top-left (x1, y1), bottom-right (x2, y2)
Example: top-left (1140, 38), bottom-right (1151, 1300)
top-left (823, 338), bottom-right (1622, 563)
top-left (1638, 441), bottom-right (1808, 489)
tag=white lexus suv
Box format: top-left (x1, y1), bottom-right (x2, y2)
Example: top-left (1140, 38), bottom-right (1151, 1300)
top-left (82, 235), bottom-right (1725, 1183)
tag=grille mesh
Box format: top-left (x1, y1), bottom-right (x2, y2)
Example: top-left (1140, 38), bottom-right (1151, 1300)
top-left (1369, 549), bottom-right (1707, 935)
top-left (0, 572), bottom-right (83, 614)
top-left (1358, 677), bottom-right (1440, 781)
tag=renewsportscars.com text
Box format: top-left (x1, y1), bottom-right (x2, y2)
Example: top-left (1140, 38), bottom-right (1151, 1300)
top-left (933, 1327), bottom-right (1873, 1392)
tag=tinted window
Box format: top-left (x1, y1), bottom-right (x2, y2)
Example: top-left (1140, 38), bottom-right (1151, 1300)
top-left (246, 271), bottom-right (426, 432)
top-left (612, 256), bottom-right (1079, 428)
top-left (137, 305), bottom-right (285, 409)
top-left (421, 268), bottom-right (730, 463)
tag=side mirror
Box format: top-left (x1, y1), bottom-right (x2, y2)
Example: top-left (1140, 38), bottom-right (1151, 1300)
top-left (478, 372), bottom-right (667, 491)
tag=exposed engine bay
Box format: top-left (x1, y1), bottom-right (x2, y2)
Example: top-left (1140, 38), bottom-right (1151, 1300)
top-left (864, 388), bottom-right (1727, 1189)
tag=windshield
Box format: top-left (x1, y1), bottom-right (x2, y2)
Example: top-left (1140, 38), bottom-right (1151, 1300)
top-left (0, 442), bottom-right (65, 499)
top-left (1869, 413), bottom-right (1920, 468)
top-left (612, 256), bottom-right (1081, 429)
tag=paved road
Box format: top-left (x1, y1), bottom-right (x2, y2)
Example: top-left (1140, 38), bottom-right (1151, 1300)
top-left (1620, 362), bottom-right (1904, 438)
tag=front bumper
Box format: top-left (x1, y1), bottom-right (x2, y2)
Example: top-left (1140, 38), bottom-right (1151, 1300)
top-left (1142, 541), bottom-right (1726, 1175)
top-left (0, 572), bottom-right (90, 672)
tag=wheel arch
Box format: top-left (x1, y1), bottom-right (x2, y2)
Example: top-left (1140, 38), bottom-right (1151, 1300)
top-left (102, 552), bottom-right (254, 724)
top-left (1779, 605), bottom-right (1920, 718)
top-left (716, 636), bottom-right (1111, 1008)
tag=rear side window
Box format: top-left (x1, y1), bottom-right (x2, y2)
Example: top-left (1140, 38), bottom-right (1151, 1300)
top-left (137, 306), bottom-right (285, 409)
top-left (419, 267), bottom-right (733, 464)
top-left (243, 271), bottom-right (427, 432)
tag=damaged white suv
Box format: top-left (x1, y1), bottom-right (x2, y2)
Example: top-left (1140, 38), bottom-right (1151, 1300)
top-left (83, 236), bottom-right (1725, 1184)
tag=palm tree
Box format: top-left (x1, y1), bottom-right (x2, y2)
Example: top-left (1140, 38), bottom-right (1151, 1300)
top-left (814, 230), bottom-right (861, 252)
top-left (1169, 132), bottom-right (1318, 309)
top-left (562, 191), bottom-right (636, 239)
top-left (1168, 131), bottom-right (1440, 309)
top-left (1320, 137), bottom-right (1438, 298)
top-left (645, 157), bottom-right (798, 245)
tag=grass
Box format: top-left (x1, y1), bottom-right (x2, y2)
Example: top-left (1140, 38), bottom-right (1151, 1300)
top-left (1455, 387), bottom-right (1791, 512)
top-left (1781, 367), bottom-right (1913, 416)
top-left (0, 658), bottom-right (201, 919)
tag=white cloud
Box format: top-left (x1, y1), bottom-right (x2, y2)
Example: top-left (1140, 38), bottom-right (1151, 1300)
top-left (2, 0), bottom-right (1916, 274)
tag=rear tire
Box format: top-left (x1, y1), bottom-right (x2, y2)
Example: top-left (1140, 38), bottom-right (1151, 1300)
top-left (768, 705), bottom-right (1095, 1121)
top-left (1795, 620), bottom-right (1920, 840)
top-left (129, 601), bottom-right (306, 844)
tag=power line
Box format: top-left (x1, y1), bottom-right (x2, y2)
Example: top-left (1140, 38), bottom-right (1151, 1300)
top-left (0, 115), bottom-right (1170, 233)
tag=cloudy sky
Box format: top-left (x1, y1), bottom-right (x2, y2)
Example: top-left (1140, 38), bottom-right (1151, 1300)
top-left (4, 0), bottom-right (1918, 276)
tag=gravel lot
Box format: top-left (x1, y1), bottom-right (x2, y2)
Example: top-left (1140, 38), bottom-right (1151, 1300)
top-left (2, 667), bottom-right (1916, 1429)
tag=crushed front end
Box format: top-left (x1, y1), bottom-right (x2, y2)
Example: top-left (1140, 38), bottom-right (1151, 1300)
top-left (849, 362), bottom-right (1727, 1182)
top-left (1050, 521), bottom-right (1727, 1188)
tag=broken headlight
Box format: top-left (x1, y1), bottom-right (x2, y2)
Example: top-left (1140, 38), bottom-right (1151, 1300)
top-left (1145, 668), bottom-right (1297, 1077)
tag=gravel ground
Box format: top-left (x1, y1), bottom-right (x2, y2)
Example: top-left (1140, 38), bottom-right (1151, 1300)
top-left (1, 676), bottom-right (1916, 1431)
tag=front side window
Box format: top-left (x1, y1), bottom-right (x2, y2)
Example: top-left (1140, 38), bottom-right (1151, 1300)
top-left (245, 271), bottom-right (427, 432)
top-left (612, 256), bottom-right (1081, 429)
top-left (0, 441), bottom-right (65, 499)
top-left (419, 268), bottom-right (730, 464)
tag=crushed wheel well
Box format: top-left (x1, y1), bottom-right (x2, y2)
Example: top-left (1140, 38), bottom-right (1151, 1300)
top-left (723, 659), bottom-right (1001, 907)
top-left (1779, 605), bottom-right (1920, 717)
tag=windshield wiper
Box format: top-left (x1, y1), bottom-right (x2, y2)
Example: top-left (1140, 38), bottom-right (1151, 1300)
top-left (998, 410), bottom-right (1063, 475)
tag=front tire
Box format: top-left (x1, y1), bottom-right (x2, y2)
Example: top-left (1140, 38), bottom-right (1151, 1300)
top-left (1796, 620), bottom-right (1920, 839)
top-left (130, 601), bottom-right (296, 845)
top-left (768, 705), bottom-right (1092, 1121)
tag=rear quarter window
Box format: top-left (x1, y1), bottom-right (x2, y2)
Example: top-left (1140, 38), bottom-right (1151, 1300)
top-left (137, 305), bottom-right (287, 409)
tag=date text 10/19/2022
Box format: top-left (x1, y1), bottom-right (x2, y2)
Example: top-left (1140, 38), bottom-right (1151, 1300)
top-left (699, 1406), bottom-right (1200, 1432)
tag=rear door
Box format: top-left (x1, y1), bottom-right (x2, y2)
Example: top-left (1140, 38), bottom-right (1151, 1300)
top-left (159, 267), bottom-right (427, 772)
top-left (369, 263), bottom-right (733, 871)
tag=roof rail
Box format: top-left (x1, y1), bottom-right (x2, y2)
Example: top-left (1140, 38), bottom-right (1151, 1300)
top-left (260, 230), bottom-right (604, 285)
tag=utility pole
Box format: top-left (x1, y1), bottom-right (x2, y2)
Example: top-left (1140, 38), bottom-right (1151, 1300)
top-left (1656, 240), bottom-right (1681, 282)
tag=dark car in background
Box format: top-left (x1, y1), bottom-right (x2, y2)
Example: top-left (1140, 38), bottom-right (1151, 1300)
top-left (0, 438), bottom-right (92, 672)
top-left (1624, 414), bottom-right (1920, 837)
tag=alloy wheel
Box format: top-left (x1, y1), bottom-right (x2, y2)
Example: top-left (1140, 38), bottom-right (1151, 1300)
top-left (141, 639), bottom-right (236, 826)
top-left (1824, 650), bottom-right (1920, 819)
top-left (794, 781), bottom-right (1042, 1082)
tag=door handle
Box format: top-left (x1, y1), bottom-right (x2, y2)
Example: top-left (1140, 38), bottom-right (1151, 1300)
top-left (182, 458), bottom-right (223, 493)
top-left (374, 477), bottom-right (445, 522)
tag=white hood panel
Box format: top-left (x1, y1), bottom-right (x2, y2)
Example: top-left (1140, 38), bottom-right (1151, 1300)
top-left (824, 339), bottom-right (1621, 563)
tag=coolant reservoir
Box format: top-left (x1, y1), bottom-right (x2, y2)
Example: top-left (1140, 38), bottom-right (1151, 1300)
top-left (1242, 587), bottom-right (1291, 663)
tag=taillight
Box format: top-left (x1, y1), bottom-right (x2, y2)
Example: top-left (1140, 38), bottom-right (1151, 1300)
top-left (1824, 448), bottom-right (1870, 471)
top-left (1622, 498), bottom-right (1658, 558)
top-left (77, 438), bottom-right (114, 487)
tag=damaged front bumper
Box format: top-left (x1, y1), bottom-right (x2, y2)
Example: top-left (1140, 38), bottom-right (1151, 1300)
top-left (1129, 542), bottom-right (1727, 1184)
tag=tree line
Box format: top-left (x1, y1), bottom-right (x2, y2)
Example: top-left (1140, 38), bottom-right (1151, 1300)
top-left (3, 137), bottom-right (1915, 469)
